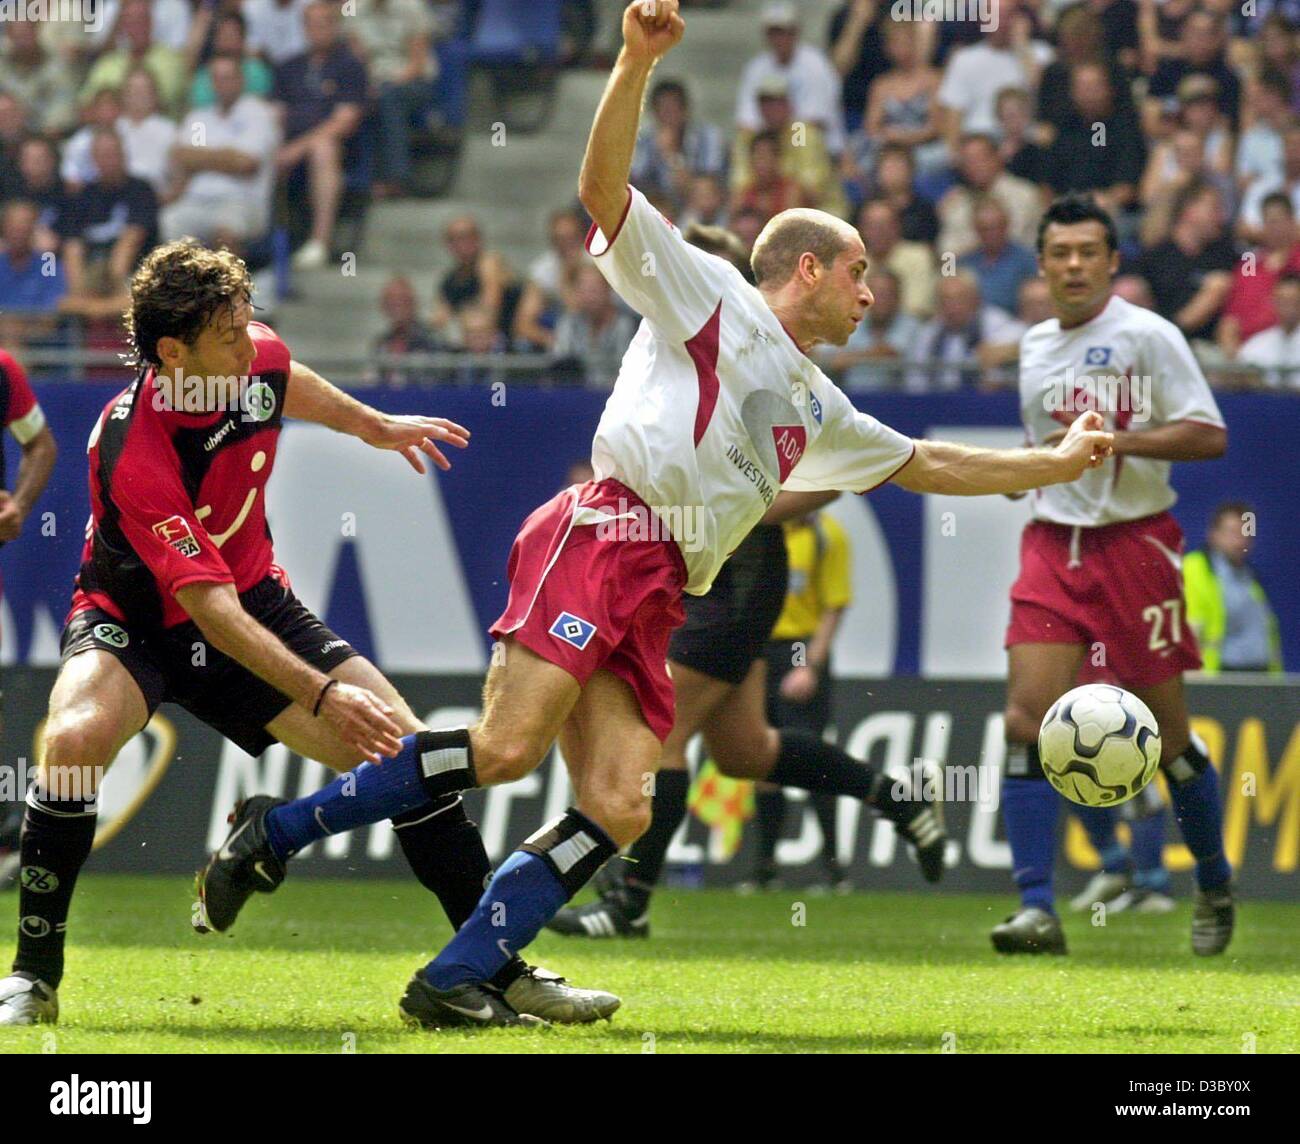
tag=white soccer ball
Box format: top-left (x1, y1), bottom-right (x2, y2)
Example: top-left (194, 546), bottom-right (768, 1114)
top-left (1037, 684), bottom-right (1161, 807)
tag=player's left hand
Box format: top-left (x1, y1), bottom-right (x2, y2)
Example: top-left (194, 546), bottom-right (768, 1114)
top-left (0, 491), bottom-right (24, 542)
top-left (364, 414), bottom-right (471, 473)
top-left (779, 666), bottom-right (819, 704)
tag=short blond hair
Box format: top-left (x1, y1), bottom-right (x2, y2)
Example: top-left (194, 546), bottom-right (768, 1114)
top-left (750, 208), bottom-right (854, 287)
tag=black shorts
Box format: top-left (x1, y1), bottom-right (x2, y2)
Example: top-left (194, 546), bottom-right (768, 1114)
top-left (668, 524), bottom-right (789, 685)
top-left (60, 576), bottom-right (360, 757)
top-left (764, 638), bottom-right (833, 733)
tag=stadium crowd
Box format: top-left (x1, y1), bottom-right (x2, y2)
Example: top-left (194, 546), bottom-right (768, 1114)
top-left (5, 0), bottom-right (1300, 390)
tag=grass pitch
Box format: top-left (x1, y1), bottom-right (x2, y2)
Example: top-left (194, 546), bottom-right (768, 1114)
top-left (1, 875), bottom-right (1297, 1054)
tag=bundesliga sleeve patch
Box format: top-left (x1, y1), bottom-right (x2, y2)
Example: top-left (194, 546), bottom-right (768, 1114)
top-left (152, 515), bottom-right (202, 558)
top-left (549, 611), bottom-right (597, 651)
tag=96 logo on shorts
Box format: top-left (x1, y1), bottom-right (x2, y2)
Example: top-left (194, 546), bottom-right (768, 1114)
top-left (549, 611), bottom-right (597, 651)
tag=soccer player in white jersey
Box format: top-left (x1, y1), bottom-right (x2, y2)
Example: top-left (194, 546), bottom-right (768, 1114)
top-left (992, 193), bottom-right (1236, 958)
top-left (201, 1), bottom-right (1113, 1028)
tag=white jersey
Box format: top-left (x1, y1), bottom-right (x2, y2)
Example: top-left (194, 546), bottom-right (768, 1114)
top-left (1018, 294), bottom-right (1225, 528)
top-left (588, 186), bottom-right (915, 595)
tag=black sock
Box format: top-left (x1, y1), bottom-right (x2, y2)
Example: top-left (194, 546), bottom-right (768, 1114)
top-left (769, 729), bottom-right (881, 803)
top-left (13, 787), bottom-right (98, 989)
top-left (754, 787), bottom-right (786, 870)
top-left (811, 792), bottom-right (842, 873)
top-left (623, 769), bottom-right (690, 899)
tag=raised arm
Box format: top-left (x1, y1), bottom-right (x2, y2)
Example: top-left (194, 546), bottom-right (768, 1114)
top-left (578, 0), bottom-right (685, 238)
top-left (892, 412), bottom-right (1114, 496)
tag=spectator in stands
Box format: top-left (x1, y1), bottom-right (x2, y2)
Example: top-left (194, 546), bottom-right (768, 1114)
top-left (118, 69), bottom-right (178, 199)
top-left (59, 129), bottom-right (157, 320)
top-left (62, 89), bottom-right (124, 192)
top-left (0, 201), bottom-right (66, 336)
top-left (1217, 192), bottom-right (1300, 357)
top-left (1139, 127), bottom-right (1236, 247)
top-left (1044, 62), bottom-right (1146, 218)
top-left (273, 0), bottom-right (368, 269)
top-left (938, 134), bottom-right (1043, 257)
top-left (372, 275), bottom-right (443, 384)
top-left (818, 267), bottom-right (920, 389)
top-left (857, 21), bottom-right (943, 176)
top-left (513, 207), bottom-right (588, 352)
top-left (958, 196), bottom-right (1039, 314)
top-left (1113, 273), bottom-right (1156, 308)
top-left (246, 0), bottom-right (311, 67)
top-left (447, 305), bottom-right (506, 387)
top-left (552, 264), bottom-right (638, 389)
top-left (1135, 178), bottom-right (1236, 345)
top-left (189, 12), bottom-right (275, 109)
top-left (91, 0), bottom-right (193, 52)
top-left (1138, 0), bottom-right (1196, 75)
top-left (1169, 75), bottom-right (1235, 178)
top-left (165, 55), bottom-right (280, 250)
top-left (1257, 12), bottom-right (1300, 114)
top-left (1017, 276), bottom-right (1055, 325)
top-left (1184, 501), bottom-right (1284, 673)
top-left (731, 130), bottom-right (808, 224)
top-left (996, 87), bottom-right (1049, 186)
top-left (81, 0), bottom-right (188, 119)
top-left (1237, 70), bottom-right (1292, 194)
top-left (936, 0), bottom-right (1052, 148)
top-left (678, 173), bottom-right (729, 231)
top-left (736, 1), bottom-right (846, 157)
top-left (12, 138), bottom-right (70, 253)
top-left (977, 276), bottom-right (1055, 376)
top-left (1238, 273), bottom-right (1300, 386)
top-left (432, 214), bottom-right (521, 346)
top-left (0, 94), bottom-right (26, 176)
top-left (871, 143), bottom-right (938, 243)
top-left (631, 78), bottom-right (727, 214)
top-left (729, 205), bottom-right (767, 252)
top-left (347, 0), bottom-right (437, 200)
top-left (1144, 10), bottom-right (1242, 135)
top-left (1238, 122), bottom-right (1300, 244)
top-left (859, 198), bottom-right (935, 318)
top-left (828, 0), bottom-right (888, 134)
top-left (906, 272), bottom-right (1023, 392)
top-left (0, 16), bottom-right (78, 137)
top-left (732, 76), bottom-right (845, 219)
top-left (1091, 0), bottom-right (1142, 73)
top-left (1037, 3), bottom-right (1132, 137)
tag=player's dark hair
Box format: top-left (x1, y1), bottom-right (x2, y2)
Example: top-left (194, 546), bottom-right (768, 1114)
top-left (1036, 192), bottom-right (1118, 253)
top-left (684, 222), bottom-right (754, 283)
top-left (1210, 500), bottom-right (1254, 528)
top-left (126, 239), bottom-right (253, 369)
top-left (1261, 190), bottom-right (1295, 217)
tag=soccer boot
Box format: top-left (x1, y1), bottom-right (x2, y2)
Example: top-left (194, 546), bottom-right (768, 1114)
top-left (504, 965), bottom-right (620, 1023)
top-left (547, 885), bottom-right (650, 938)
top-left (1191, 884), bottom-right (1236, 956)
top-left (991, 907), bottom-right (1068, 954)
top-left (1110, 887), bottom-right (1176, 914)
top-left (399, 970), bottom-right (546, 1029)
top-left (0, 973), bottom-right (58, 1026)
top-left (880, 760), bottom-right (947, 883)
top-left (1069, 871), bottom-right (1130, 912)
top-left (194, 796), bottom-right (288, 933)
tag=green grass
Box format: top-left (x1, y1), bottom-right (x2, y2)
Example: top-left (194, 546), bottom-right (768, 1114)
top-left (1, 875), bottom-right (1298, 1053)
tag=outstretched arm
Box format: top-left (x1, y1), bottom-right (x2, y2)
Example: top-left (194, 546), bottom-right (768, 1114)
top-left (578, 0), bottom-right (685, 237)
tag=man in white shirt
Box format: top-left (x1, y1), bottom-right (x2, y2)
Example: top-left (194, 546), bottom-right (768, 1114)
top-left (162, 56), bottom-right (280, 247)
top-left (994, 192), bottom-right (1237, 960)
top-left (735, 1), bottom-right (846, 156)
top-left (1238, 273), bottom-right (1300, 387)
top-left (216, 1), bottom-right (1113, 1029)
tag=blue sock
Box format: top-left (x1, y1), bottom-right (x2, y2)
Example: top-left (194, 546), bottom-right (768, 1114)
top-left (425, 851), bottom-right (568, 989)
top-left (1167, 760), bottom-right (1231, 891)
top-left (1130, 807), bottom-right (1171, 893)
top-left (264, 730), bottom-right (473, 860)
top-left (1073, 805), bottom-right (1130, 874)
top-left (1002, 776), bottom-right (1060, 913)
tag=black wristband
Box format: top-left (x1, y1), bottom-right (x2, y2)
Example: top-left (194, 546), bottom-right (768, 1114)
top-left (312, 678), bottom-right (339, 717)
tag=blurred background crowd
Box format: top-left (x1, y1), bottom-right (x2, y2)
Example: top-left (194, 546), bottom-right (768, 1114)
top-left (4, 0), bottom-right (1300, 391)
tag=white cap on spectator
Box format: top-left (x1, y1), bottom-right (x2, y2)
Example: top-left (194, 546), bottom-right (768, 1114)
top-left (761, 1), bottom-right (798, 28)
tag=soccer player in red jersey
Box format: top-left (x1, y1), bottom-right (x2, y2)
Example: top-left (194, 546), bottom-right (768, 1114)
top-left (0, 242), bottom-right (616, 1026)
top-left (0, 349), bottom-right (58, 890)
top-left (992, 193), bottom-right (1236, 957)
top-left (203, 2), bottom-right (1114, 1028)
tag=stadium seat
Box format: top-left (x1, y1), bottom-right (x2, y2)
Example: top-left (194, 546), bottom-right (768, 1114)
top-left (469, 0), bottom-right (562, 135)
top-left (408, 35), bottom-right (470, 199)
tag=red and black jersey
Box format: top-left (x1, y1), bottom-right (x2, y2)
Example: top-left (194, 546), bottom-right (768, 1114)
top-left (0, 350), bottom-right (48, 552)
top-left (71, 321), bottom-right (292, 630)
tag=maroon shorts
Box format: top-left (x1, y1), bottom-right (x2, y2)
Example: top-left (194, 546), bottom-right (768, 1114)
top-left (489, 478), bottom-right (687, 741)
top-left (1005, 510), bottom-right (1201, 688)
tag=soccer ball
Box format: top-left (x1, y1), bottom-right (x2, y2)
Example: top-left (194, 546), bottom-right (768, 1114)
top-left (1037, 684), bottom-right (1161, 807)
